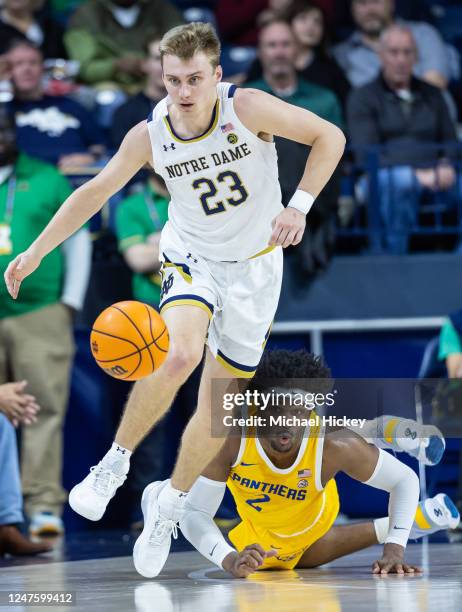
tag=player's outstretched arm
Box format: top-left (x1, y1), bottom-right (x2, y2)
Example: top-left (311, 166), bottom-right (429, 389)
top-left (4, 121), bottom-right (152, 299)
top-left (234, 88), bottom-right (346, 248)
top-left (322, 432), bottom-right (421, 574)
top-left (179, 438), bottom-right (276, 578)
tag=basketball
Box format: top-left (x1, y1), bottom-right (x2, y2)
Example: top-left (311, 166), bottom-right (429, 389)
top-left (90, 301), bottom-right (169, 381)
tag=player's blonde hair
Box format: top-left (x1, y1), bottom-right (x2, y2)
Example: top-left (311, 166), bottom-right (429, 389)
top-left (159, 22), bottom-right (221, 70)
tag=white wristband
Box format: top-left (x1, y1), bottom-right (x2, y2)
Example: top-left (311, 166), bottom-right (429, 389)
top-left (287, 189), bottom-right (315, 215)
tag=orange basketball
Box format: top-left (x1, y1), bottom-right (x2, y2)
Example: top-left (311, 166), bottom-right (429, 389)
top-left (90, 301), bottom-right (169, 381)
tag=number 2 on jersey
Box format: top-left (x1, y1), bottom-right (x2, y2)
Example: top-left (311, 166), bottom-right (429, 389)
top-left (246, 493), bottom-right (270, 512)
top-left (192, 170), bottom-right (249, 216)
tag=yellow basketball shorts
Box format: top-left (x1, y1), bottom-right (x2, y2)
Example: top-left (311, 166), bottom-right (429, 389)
top-left (158, 226), bottom-right (283, 378)
top-left (228, 491), bottom-right (340, 570)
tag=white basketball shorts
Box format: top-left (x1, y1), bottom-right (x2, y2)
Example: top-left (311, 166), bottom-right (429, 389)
top-left (158, 225), bottom-right (283, 377)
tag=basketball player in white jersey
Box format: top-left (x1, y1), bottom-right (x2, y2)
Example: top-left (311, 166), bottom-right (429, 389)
top-left (4, 23), bottom-right (345, 577)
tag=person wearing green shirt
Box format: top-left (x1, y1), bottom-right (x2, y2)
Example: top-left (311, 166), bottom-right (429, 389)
top-left (439, 310), bottom-right (462, 378)
top-left (64, 0), bottom-right (183, 92)
top-left (0, 111), bottom-right (92, 536)
top-left (116, 172), bottom-right (169, 306)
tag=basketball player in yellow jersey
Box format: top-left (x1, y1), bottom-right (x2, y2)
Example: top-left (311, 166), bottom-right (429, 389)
top-left (4, 23), bottom-right (345, 577)
top-left (180, 350), bottom-right (460, 578)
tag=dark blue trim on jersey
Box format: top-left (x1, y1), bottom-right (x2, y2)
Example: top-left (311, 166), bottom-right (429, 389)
top-left (160, 294), bottom-right (215, 314)
top-left (217, 349), bottom-right (257, 372)
top-left (228, 84), bottom-right (237, 98)
top-left (165, 100), bottom-right (218, 142)
top-left (147, 110), bottom-right (153, 123)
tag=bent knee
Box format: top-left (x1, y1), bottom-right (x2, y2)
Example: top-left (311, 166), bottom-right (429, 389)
top-left (162, 345), bottom-right (204, 380)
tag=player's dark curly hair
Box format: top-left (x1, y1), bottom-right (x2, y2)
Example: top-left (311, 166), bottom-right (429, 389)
top-left (248, 349), bottom-right (332, 394)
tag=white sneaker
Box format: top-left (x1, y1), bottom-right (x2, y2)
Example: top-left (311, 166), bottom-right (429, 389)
top-left (410, 493), bottom-right (460, 539)
top-left (405, 424), bottom-right (446, 466)
top-left (133, 481), bottom-right (178, 578)
top-left (68, 463), bottom-right (127, 521)
top-left (29, 512), bottom-right (64, 536)
top-left (376, 417), bottom-right (445, 466)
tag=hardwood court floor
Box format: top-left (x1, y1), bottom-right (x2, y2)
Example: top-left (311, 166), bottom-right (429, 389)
top-left (0, 541), bottom-right (461, 611)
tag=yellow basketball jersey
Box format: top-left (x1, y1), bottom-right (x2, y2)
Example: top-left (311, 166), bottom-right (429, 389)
top-left (227, 423), bottom-right (339, 569)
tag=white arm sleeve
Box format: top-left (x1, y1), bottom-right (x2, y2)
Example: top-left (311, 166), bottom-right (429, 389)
top-left (180, 476), bottom-right (236, 569)
top-left (363, 448), bottom-right (420, 547)
top-left (61, 228), bottom-right (92, 311)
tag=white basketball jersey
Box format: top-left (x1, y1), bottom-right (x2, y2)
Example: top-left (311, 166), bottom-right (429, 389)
top-left (147, 82), bottom-right (283, 261)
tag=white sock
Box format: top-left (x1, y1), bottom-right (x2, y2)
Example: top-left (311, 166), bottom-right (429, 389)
top-left (373, 517), bottom-right (389, 544)
top-left (101, 442), bottom-right (132, 476)
top-left (158, 481), bottom-right (188, 522)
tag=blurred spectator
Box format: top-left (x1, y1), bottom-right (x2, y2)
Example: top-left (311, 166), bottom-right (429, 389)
top-left (5, 40), bottom-right (106, 170)
top-left (0, 110), bottom-right (92, 536)
top-left (111, 35), bottom-right (165, 149)
top-left (115, 170), bottom-right (169, 524)
top-left (246, 19), bottom-right (342, 275)
top-left (245, 1), bottom-right (350, 107)
top-left (246, 19), bottom-right (342, 124)
top-left (288, 1), bottom-right (350, 106)
top-left (1, 396), bottom-right (52, 556)
top-left (333, 0), bottom-right (453, 89)
top-left (439, 310), bottom-right (462, 378)
top-left (347, 26), bottom-right (460, 254)
top-left (115, 171), bottom-right (168, 304)
top-left (64, 0), bottom-right (183, 92)
top-left (0, 0), bottom-right (66, 59)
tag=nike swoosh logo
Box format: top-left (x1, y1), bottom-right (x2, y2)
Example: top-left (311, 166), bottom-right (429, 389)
top-left (240, 462), bottom-right (257, 466)
top-left (209, 543), bottom-right (218, 556)
top-left (393, 526), bottom-right (407, 530)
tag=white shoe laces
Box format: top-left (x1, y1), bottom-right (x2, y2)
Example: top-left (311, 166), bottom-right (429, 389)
top-left (148, 518), bottom-right (178, 545)
top-left (90, 465), bottom-right (124, 496)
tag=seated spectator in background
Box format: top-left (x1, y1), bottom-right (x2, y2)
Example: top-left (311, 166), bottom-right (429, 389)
top-left (288, 0), bottom-right (350, 106)
top-left (111, 35), bottom-right (165, 149)
top-left (245, 1), bottom-right (350, 107)
top-left (246, 19), bottom-right (342, 275)
top-left (115, 170), bottom-right (169, 525)
top-left (6, 40), bottom-right (106, 170)
top-left (246, 20), bottom-right (342, 125)
top-left (0, 0), bottom-right (66, 58)
top-left (334, 0), bottom-right (453, 89)
top-left (0, 110), bottom-right (92, 536)
top-left (347, 26), bottom-right (460, 255)
top-left (115, 170), bottom-right (168, 305)
top-left (64, 0), bottom-right (183, 93)
top-left (439, 310), bottom-right (462, 378)
top-left (1, 385), bottom-right (52, 557)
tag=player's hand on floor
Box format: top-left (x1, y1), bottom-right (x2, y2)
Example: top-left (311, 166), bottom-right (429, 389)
top-left (4, 248), bottom-right (42, 299)
top-left (269, 208), bottom-right (306, 248)
top-left (372, 555), bottom-right (423, 575)
top-left (224, 544), bottom-right (277, 578)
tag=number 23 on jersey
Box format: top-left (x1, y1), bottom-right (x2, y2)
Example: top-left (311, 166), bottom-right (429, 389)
top-left (192, 170), bottom-right (249, 216)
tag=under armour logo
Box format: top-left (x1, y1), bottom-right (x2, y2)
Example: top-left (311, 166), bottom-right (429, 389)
top-left (116, 446), bottom-right (126, 454)
top-left (434, 508), bottom-right (443, 517)
top-left (179, 492), bottom-right (188, 498)
top-left (163, 143), bottom-right (176, 151)
top-left (405, 427), bottom-right (417, 440)
top-left (186, 252), bottom-right (198, 263)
